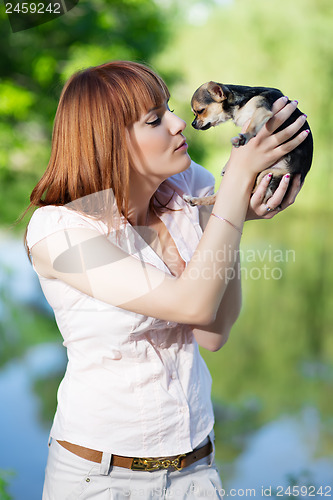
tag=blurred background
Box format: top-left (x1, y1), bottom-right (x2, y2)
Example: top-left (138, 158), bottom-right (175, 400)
top-left (0, 0), bottom-right (332, 498)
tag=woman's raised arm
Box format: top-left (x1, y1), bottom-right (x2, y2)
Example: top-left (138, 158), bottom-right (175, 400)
top-left (31, 98), bottom-right (308, 326)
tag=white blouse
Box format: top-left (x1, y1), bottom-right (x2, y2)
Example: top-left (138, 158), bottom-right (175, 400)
top-left (26, 161), bottom-right (216, 457)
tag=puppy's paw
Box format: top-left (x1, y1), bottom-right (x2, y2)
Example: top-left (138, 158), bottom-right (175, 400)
top-left (262, 184), bottom-right (275, 203)
top-left (183, 193), bottom-right (217, 206)
top-left (231, 133), bottom-right (248, 148)
top-left (183, 194), bottom-right (196, 206)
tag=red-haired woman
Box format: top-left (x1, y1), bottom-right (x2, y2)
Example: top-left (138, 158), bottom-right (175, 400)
top-left (25, 61), bottom-right (307, 499)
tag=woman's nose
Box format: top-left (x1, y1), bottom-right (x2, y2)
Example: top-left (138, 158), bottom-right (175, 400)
top-left (167, 111), bottom-right (186, 135)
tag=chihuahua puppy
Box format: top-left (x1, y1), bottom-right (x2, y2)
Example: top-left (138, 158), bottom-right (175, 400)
top-left (184, 81), bottom-right (313, 205)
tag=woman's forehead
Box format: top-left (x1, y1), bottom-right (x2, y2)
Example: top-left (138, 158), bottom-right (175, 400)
top-left (136, 94), bottom-right (168, 118)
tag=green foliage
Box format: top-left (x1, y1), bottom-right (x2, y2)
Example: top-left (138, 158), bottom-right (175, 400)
top-left (154, 0), bottom-right (333, 210)
top-left (0, 0), bottom-right (171, 228)
top-left (0, 300), bottom-right (58, 367)
top-left (0, 81), bottom-right (35, 119)
top-left (0, 470), bottom-right (13, 500)
top-left (0, 268), bottom-right (59, 367)
top-left (33, 372), bottom-right (64, 426)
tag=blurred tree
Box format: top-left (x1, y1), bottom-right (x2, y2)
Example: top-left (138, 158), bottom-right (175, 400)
top-left (0, 470), bottom-right (12, 500)
top-left (0, 0), bottom-right (171, 227)
top-left (154, 0), bottom-right (333, 204)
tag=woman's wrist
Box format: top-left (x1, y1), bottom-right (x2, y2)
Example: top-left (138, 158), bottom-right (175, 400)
top-left (215, 166), bottom-right (254, 208)
top-left (212, 169), bottom-right (253, 235)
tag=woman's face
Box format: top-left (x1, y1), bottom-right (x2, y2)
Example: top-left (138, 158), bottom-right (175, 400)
top-left (126, 101), bottom-right (191, 183)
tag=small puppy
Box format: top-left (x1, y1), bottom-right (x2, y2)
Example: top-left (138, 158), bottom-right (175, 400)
top-left (184, 81), bottom-right (313, 206)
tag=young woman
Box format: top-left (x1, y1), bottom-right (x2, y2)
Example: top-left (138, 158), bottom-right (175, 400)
top-left (25, 61), bottom-right (308, 499)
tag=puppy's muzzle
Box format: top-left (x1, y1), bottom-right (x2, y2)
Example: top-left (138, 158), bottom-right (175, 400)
top-left (192, 118), bottom-right (212, 130)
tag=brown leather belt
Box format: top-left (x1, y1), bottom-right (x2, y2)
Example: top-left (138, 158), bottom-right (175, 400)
top-left (57, 439), bottom-right (212, 472)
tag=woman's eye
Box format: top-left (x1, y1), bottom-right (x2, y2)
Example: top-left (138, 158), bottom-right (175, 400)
top-left (146, 117), bottom-right (161, 127)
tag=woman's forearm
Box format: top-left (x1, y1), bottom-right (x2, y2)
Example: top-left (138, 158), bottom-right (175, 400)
top-left (175, 99), bottom-right (308, 324)
top-left (191, 252), bottom-right (242, 351)
top-left (175, 167), bottom-right (252, 324)
top-left (31, 100), bottom-right (308, 325)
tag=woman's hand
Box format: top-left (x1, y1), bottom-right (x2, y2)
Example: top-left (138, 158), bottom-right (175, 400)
top-left (228, 97), bottom-right (309, 178)
top-left (246, 172), bottom-right (302, 220)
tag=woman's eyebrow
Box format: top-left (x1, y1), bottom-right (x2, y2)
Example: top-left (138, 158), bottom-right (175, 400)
top-left (148, 104), bottom-right (162, 112)
top-left (142, 100), bottom-right (169, 122)
top-left (147, 99), bottom-right (169, 113)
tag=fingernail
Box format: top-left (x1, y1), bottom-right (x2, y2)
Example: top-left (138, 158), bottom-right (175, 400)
top-left (304, 129), bottom-right (310, 134)
top-left (292, 100), bottom-right (299, 105)
top-left (283, 96), bottom-right (289, 101)
top-left (284, 174), bottom-right (290, 182)
top-left (303, 114), bottom-right (307, 119)
top-left (267, 173), bottom-right (273, 179)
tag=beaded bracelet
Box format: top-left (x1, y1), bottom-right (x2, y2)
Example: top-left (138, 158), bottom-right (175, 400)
top-left (211, 212), bottom-right (243, 235)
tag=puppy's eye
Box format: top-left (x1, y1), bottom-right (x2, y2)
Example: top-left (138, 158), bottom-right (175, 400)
top-left (196, 109), bottom-right (205, 115)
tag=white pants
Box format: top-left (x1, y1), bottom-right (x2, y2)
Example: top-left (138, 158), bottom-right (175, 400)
top-left (42, 438), bottom-right (223, 499)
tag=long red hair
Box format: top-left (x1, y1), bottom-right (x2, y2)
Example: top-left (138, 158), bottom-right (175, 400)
top-left (26, 61), bottom-right (170, 222)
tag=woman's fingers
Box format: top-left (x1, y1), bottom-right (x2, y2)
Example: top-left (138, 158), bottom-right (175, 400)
top-left (275, 125), bottom-right (310, 157)
top-left (265, 99), bottom-right (299, 134)
top-left (247, 173), bottom-right (287, 219)
top-left (230, 96), bottom-right (310, 181)
top-left (265, 174), bottom-right (291, 211)
top-left (263, 110), bottom-right (309, 166)
top-left (242, 97), bottom-right (296, 136)
top-left (271, 95), bottom-right (289, 115)
top-left (279, 174), bottom-right (302, 209)
top-left (250, 173), bottom-right (272, 206)
top-left (263, 173), bottom-right (302, 217)
top-left (248, 173), bottom-right (302, 220)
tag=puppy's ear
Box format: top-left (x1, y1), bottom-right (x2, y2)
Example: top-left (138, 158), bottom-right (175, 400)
top-left (207, 81), bottom-right (228, 102)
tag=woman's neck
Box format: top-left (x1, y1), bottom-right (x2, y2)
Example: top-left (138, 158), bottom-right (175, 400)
top-left (127, 170), bottom-right (163, 227)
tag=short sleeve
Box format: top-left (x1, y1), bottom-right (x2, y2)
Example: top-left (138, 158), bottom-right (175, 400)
top-left (26, 205), bottom-right (106, 251)
top-left (168, 160), bottom-right (215, 199)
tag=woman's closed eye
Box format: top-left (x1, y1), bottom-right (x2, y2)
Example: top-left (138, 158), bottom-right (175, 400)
top-left (145, 104), bottom-right (175, 127)
top-left (146, 115), bottom-right (162, 127)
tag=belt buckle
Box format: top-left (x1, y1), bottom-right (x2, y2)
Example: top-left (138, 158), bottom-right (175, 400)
top-left (131, 453), bottom-right (186, 472)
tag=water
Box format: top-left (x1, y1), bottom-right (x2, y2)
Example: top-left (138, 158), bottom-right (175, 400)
top-left (0, 232), bottom-right (60, 499)
top-left (0, 343), bottom-right (66, 500)
top-left (227, 409), bottom-right (333, 497)
top-left (1, 345), bottom-right (332, 498)
top-left (0, 231), bottom-right (52, 315)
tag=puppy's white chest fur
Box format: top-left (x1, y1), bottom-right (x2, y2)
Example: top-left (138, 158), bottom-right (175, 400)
top-left (233, 96), bottom-right (263, 127)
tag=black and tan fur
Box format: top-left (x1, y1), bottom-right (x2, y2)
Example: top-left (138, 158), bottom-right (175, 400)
top-left (184, 81), bottom-right (313, 206)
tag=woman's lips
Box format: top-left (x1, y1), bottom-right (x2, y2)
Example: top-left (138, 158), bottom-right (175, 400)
top-left (175, 139), bottom-right (188, 151)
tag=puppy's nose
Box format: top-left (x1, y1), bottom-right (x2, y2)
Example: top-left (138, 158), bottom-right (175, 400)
top-left (192, 118), bottom-right (198, 129)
